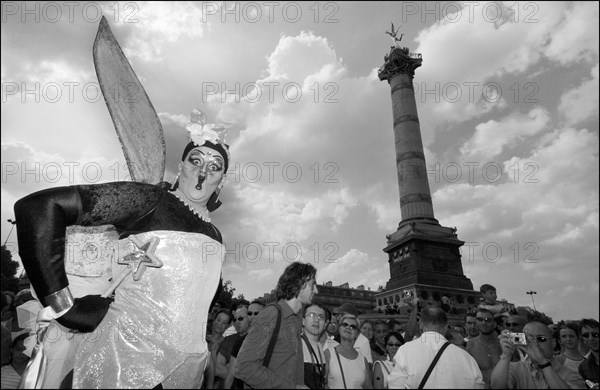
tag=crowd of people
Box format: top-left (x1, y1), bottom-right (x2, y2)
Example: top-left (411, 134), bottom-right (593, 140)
top-left (2, 267), bottom-right (599, 389)
top-left (198, 280), bottom-right (598, 389)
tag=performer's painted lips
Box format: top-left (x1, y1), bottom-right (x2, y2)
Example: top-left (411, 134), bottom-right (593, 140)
top-left (196, 174), bottom-right (206, 190)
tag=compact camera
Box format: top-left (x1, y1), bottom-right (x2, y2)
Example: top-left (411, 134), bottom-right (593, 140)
top-left (508, 332), bottom-right (527, 345)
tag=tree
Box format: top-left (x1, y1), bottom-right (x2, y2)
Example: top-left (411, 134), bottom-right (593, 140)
top-left (515, 306), bottom-right (553, 325)
top-left (1, 245), bottom-right (19, 293)
top-left (215, 280), bottom-right (245, 310)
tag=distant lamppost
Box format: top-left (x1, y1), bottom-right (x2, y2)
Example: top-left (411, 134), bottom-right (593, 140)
top-left (3, 218), bottom-right (17, 246)
top-left (526, 291), bottom-right (537, 311)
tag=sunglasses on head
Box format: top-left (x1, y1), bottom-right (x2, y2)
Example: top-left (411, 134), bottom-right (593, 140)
top-left (340, 322), bottom-right (358, 330)
top-left (581, 332), bottom-right (599, 339)
top-left (247, 311), bottom-right (261, 316)
top-left (505, 322), bottom-right (521, 327)
top-left (387, 343), bottom-right (402, 347)
top-left (476, 317), bottom-right (493, 323)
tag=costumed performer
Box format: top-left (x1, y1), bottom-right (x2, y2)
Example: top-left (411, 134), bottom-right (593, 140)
top-left (15, 116), bottom-right (229, 388)
top-left (14, 16), bottom-right (230, 389)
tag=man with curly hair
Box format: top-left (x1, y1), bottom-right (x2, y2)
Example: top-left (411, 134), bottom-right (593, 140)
top-left (235, 262), bottom-right (318, 388)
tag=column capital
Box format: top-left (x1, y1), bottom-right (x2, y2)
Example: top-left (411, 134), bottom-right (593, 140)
top-left (378, 46), bottom-right (423, 82)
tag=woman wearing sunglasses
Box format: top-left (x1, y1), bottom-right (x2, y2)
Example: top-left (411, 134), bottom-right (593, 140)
top-left (373, 331), bottom-right (404, 389)
top-left (325, 314), bottom-right (373, 389)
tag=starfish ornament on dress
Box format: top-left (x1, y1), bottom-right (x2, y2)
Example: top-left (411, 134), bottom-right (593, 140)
top-left (118, 236), bottom-right (163, 281)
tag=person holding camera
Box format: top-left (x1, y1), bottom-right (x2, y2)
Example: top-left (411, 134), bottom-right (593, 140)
top-left (490, 321), bottom-right (586, 389)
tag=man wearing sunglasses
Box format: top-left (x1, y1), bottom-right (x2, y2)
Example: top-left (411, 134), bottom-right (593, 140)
top-left (223, 305), bottom-right (265, 389)
top-left (578, 318), bottom-right (599, 388)
top-left (503, 315), bottom-right (527, 363)
top-left (504, 315), bottom-right (526, 333)
top-left (467, 309), bottom-right (502, 387)
top-left (491, 321), bottom-right (586, 389)
top-left (247, 300), bottom-right (265, 325)
top-left (215, 306), bottom-right (251, 387)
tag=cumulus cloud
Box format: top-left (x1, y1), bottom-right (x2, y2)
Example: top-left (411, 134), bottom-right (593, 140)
top-left (411, 2), bottom-right (597, 146)
top-left (434, 126), bottom-right (598, 316)
top-left (543, 2), bottom-right (599, 65)
top-left (459, 107), bottom-right (550, 160)
top-left (558, 64), bottom-right (599, 126)
top-left (226, 185), bottom-right (358, 244)
top-left (248, 268), bottom-right (275, 281)
top-left (120, 2), bottom-right (206, 62)
top-left (317, 249), bottom-right (387, 290)
top-left (1, 141), bottom-right (128, 196)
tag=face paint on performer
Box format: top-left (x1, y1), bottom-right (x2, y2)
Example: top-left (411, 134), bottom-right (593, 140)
top-left (178, 146), bottom-right (225, 205)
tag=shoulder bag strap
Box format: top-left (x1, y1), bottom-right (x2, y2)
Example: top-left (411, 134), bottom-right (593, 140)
top-left (418, 341), bottom-right (451, 389)
top-left (379, 360), bottom-right (391, 375)
top-left (334, 347), bottom-right (348, 390)
top-left (302, 333), bottom-right (320, 365)
top-left (373, 360), bottom-right (391, 380)
top-left (263, 303), bottom-right (282, 368)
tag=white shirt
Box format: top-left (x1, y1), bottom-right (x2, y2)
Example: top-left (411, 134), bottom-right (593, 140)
top-left (354, 332), bottom-right (373, 363)
top-left (223, 324), bottom-right (236, 337)
top-left (322, 337), bottom-right (340, 355)
top-left (302, 335), bottom-right (325, 366)
top-left (388, 331), bottom-right (485, 389)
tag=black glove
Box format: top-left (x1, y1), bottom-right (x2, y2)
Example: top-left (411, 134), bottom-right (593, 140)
top-left (56, 295), bottom-right (112, 333)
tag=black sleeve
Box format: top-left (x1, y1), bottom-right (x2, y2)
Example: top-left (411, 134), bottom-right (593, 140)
top-left (14, 186), bottom-right (82, 305)
top-left (231, 335), bottom-right (246, 359)
top-left (14, 182), bottom-right (164, 305)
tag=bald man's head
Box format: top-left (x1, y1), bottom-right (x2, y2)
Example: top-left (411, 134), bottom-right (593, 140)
top-left (420, 306), bottom-right (448, 334)
top-left (523, 322), bottom-right (554, 360)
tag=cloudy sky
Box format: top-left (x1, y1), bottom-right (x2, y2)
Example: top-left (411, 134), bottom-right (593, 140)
top-left (2, 1), bottom-right (598, 321)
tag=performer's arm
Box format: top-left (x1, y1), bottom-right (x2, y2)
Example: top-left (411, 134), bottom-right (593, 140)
top-left (15, 186), bottom-right (82, 306)
top-left (14, 182), bottom-right (164, 332)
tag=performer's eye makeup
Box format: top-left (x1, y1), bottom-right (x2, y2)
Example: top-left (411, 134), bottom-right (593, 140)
top-left (209, 162), bottom-right (223, 172)
top-left (187, 152), bottom-right (223, 172)
top-left (188, 152), bottom-right (205, 166)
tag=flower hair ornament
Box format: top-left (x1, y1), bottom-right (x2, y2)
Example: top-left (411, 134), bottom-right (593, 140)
top-left (181, 109), bottom-right (231, 170)
top-left (175, 109), bottom-right (231, 212)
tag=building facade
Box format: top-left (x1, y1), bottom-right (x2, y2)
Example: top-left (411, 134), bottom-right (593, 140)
top-left (258, 281), bottom-right (378, 314)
